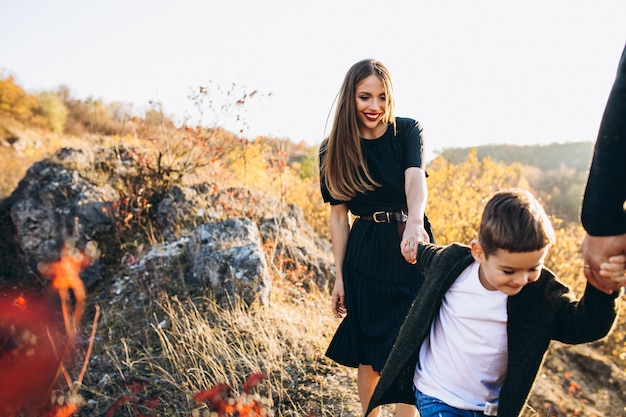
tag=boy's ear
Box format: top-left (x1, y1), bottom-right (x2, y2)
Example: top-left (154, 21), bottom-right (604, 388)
top-left (470, 240), bottom-right (485, 263)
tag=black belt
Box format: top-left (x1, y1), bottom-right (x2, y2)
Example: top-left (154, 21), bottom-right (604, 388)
top-left (357, 210), bottom-right (407, 223)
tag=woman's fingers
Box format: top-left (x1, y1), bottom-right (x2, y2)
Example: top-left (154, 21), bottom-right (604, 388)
top-left (401, 239), bottom-right (418, 264)
top-left (332, 294), bottom-right (346, 318)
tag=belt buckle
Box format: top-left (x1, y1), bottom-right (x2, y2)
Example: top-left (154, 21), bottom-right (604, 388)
top-left (372, 211), bottom-right (389, 223)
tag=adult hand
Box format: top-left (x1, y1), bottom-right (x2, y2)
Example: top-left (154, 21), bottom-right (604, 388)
top-left (331, 277), bottom-right (346, 318)
top-left (401, 225), bottom-right (429, 264)
top-left (582, 233), bottom-right (626, 294)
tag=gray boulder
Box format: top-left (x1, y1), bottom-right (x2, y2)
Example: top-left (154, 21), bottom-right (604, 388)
top-left (187, 217), bottom-right (271, 306)
top-left (1, 147), bottom-right (119, 287)
top-left (0, 145), bottom-right (333, 306)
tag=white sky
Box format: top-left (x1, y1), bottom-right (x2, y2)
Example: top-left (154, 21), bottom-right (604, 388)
top-left (1, 0), bottom-right (625, 160)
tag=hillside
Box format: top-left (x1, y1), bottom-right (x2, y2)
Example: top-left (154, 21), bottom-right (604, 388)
top-left (1, 76), bottom-right (624, 416)
top-left (0, 137), bottom-right (623, 417)
top-left (438, 142), bottom-right (595, 173)
top-left (435, 142), bottom-right (596, 223)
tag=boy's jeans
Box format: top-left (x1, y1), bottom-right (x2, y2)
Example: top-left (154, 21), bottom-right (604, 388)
top-left (415, 389), bottom-right (491, 417)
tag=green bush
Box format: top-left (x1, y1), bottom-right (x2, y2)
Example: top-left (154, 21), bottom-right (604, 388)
top-left (35, 91), bottom-right (68, 133)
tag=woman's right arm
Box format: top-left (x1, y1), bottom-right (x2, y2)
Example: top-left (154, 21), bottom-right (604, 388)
top-left (330, 203), bottom-right (350, 318)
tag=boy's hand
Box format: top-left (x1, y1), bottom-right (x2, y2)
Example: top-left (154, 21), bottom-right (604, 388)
top-left (598, 254), bottom-right (626, 287)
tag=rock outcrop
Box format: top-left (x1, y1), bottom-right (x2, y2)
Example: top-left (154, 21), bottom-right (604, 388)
top-left (0, 146), bottom-right (334, 307)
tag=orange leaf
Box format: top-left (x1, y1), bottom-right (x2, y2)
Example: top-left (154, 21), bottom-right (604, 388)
top-left (51, 404), bottom-right (78, 417)
top-left (12, 295), bottom-right (26, 309)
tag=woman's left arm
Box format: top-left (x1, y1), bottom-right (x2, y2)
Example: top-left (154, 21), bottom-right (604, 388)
top-left (401, 167), bottom-right (429, 263)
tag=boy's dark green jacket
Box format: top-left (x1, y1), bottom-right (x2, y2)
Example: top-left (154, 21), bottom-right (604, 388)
top-left (366, 243), bottom-right (622, 417)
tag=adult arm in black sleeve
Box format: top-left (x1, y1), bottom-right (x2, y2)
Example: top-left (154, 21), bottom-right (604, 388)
top-left (581, 43), bottom-right (626, 294)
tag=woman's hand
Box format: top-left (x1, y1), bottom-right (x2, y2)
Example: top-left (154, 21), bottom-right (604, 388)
top-left (400, 239), bottom-right (417, 264)
top-left (331, 277), bottom-right (346, 318)
top-left (401, 225), bottom-right (429, 264)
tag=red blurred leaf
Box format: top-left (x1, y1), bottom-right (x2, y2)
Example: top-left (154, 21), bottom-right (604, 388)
top-left (145, 397), bottom-right (161, 411)
top-left (242, 373), bottom-right (267, 393)
top-left (192, 383), bottom-right (231, 408)
top-left (0, 291), bottom-right (66, 417)
top-left (192, 383), bottom-right (231, 403)
top-left (105, 396), bottom-right (132, 417)
top-left (128, 380), bottom-right (146, 398)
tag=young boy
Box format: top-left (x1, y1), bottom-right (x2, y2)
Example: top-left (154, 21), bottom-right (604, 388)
top-left (366, 188), bottom-right (625, 417)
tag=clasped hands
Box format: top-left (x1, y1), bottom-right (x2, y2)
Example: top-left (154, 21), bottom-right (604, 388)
top-left (582, 233), bottom-right (626, 294)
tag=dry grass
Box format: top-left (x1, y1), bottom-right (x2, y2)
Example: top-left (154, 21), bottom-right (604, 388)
top-left (84, 285), bottom-right (363, 417)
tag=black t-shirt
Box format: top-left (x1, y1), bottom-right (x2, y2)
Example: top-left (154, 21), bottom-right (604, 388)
top-left (320, 117), bottom-right (425, 216)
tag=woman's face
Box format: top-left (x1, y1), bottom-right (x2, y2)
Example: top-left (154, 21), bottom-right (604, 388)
top-left (354, 74), bottom-right (387, 139)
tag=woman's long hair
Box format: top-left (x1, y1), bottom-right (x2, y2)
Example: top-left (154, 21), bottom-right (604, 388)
top-left (321, 59), bottom-right (396, 201)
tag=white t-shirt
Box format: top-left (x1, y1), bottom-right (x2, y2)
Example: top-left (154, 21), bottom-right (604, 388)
top-left (414, 262), bottom-right (508, 410)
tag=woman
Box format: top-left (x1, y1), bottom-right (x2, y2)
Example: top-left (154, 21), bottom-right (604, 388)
top-left (319, 59), bottom-right (434, 417)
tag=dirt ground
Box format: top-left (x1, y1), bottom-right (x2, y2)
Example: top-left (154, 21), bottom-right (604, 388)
top-left (525, 342), bottom-right (626, 417)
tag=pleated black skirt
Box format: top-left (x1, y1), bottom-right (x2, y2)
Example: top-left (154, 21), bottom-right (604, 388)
top-left (325, 217), bottom-right (428, 372)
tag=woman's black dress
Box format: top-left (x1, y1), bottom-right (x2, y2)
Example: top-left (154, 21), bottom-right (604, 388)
top-left (320, 117), bottom-right (434, 372)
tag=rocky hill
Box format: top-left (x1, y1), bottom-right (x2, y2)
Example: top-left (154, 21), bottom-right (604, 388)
top-left (0, 143), bottom-right (624, 416)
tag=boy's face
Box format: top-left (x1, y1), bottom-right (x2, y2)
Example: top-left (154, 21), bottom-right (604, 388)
top-left (470, 240), bottom-right (549, 296)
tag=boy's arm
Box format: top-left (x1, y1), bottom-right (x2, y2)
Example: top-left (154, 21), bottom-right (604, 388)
top-left (556, 253), bottom-right (625, 343)
top-left (415, 242), bottom-right (439, 274)
top-left (552, 281), bottom-right (622, 344)
top-left (415, 242), bottom-right (473, 281)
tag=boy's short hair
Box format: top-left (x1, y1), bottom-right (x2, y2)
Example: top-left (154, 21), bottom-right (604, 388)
top-left (479, 188), bottom-right (556, 257)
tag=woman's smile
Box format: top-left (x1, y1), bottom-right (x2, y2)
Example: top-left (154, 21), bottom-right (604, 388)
top-left (355, 74), bottom-right (388, 138)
